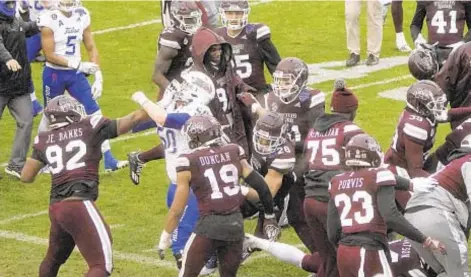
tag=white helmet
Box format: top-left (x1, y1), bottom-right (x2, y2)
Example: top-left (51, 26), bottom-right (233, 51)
top-left (176, 71), bottom-right (215, 106)
top-left (55, 0), bottom-right (81, 12)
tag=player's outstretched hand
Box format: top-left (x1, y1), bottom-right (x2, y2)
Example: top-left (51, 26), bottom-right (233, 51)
top-left (6, 59), bottom-right (22, 72)
top-left (157, 231), bottom-right (172, 260)
top-left (237, 92), bottom-right (261, 114)
top-left (423, 237), bottom-right (446, 254)
top-left (263, 214), bottom-right (281, 241)
top-left (68, 60), bottom-right (99, 75)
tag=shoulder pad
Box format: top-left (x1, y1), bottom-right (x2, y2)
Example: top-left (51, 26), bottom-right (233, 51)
top-left (375, 168), bottom-right (396, 184)
top-left (159, 28), bottom-right (187, 50)
top-left (343, 123), bottom-right (361, 133)
top-left (249, 23), bottom-right (271, 41)
top-left (74, 7), bottom-right (88, 17)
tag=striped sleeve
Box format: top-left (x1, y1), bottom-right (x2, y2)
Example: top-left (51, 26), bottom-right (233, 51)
top-left (238, 145), bottom-right (247, 160)
top-left (176, 156), bottom-right (191, 172)
top-left (309, 91), bottom-right (326, 108)
top-left (256, 24), bottom-right (271, 41)
top-left (269, 157), bottom-right (296, 174)
top-left (376, 169), bottom-right (396, 187)
top-left (403, 122), bottom-right (428, 144)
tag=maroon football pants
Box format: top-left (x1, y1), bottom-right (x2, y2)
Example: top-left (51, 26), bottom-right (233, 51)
top-left (304, 197), bottom-right (339, 277)
top-left (288, 185), bottom-right (317, 253)
top-left (39, 200), bottom-right (113, 277)
top-left (179, 234), bottom-right (243, 277)
top-left (337, 244), bottom-right (393, 277)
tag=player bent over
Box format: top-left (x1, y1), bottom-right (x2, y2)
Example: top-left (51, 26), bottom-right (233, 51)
top-left (20, 95), bottom-right (149, 277)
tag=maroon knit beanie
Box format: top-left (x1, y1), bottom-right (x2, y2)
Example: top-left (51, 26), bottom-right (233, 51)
top-left (330, 79), bottom-right (358, 113)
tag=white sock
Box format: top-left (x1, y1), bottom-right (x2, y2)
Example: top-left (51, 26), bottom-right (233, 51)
top-left (396, 32), bottom-right (406, 41)
top-left (30, 91), bottom-right (37, 101)
top-left (252, 236), bottom-right (305, 269)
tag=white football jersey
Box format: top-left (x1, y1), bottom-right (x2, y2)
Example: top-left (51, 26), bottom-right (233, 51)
top-left (159, 101), bottom-right (212, 184)
top-left (17, 0), bottom-right (49, 22)
top-left (37, 7), bottom-right (91, 70)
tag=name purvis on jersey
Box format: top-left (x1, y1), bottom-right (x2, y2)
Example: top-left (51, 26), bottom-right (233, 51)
top-left (159, 102), bottom-right (212, 184)
top-left (37, 7), bottom-right (91, 70)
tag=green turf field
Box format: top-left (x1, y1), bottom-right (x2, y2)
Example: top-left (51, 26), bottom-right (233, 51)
top-left (0, 1), bottom-right (455, 276)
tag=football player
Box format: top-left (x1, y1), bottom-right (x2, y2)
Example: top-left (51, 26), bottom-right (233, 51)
top-left (301, 79), bottom-right (362, 277)
top-left (328, 134), bottom-right (445, 277)
top-left (390, 0), bottom-right (412, 52)
top-left (160, 0), bottom-right (213, 29)
top-left (190, 27), bottom-right (256, 155)
top-left (19, 95), bottom-right (150, 277)
top-left (129, 72), bottom-right (219, 273)
top-left (240, 111), bottom-right (294, 260)
top-left (157, 115), bottom-right (279, 277)
top-left (410, 0), bottom-right (471, 54)
top-left (243, 235), bottom-right (438, 277)
top-left (404, 134), bottom-right (471, 276)
top-left (36, 0), bottom-right (127, 172)
top-left (239, 57), bottom-right (326, 254)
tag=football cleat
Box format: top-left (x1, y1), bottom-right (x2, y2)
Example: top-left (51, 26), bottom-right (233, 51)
top-left (4, 165), bottom-right (21, 179)
top-left (127, 151), bottom-right (144, 185)
top-left (199, 254), bottom-right (217, 275)
top-left (104, 151), bottom-right (129, 173)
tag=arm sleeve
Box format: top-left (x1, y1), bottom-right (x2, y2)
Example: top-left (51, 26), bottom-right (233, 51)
top-left (394, 175), bottom-right (411, 191)
top-left (258, 38), bottom-right (281, 75)
top-left (0, 30), bottom-right (13, 63)
top-left (93, 119), bottom-right (118, 145)
top-left (410, 1), bottom-right (427, 41)
top-left (244, 170), bottom-right (274, 215)
top-left (377, 186), bottom-right (427, 244)
top-left (404, 137), bottom-right (430, 178)
top-left (327, 199), bottom-right (342, 246)
top-left (163, 113), bottom-right (191, 130)
top-left (31, 147), bottom-right (47, 164)
top-left (464, 3), bottom-right (471, 42)
top-left (448, 107), bottom-right (471, 122)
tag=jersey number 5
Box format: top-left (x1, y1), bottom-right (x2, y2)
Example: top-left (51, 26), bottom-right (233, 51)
top-left (204, 164), bottom-right (240, 200)
top-left (65, 36), bottom-right (78, 56)
top-left (234, 54), bottom-right (253, 79)
top-left (45, 140), bottom-right (87, 174)
top-left (334, 191), bottom-right (374, 227)
top-left (432, 10), bottom-right (458, 34)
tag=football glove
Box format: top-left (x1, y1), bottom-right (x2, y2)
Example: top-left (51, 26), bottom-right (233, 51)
top-left (435, 109), bottom-right (449, 123)
top-left (132, 91), bottom-right (151, 106)
top-left (423, 236), bottom-right (446, 254)
top-left (414, 34), bottom-right (427, 49)
top-left (237, 92), bottom-right (261, 114)
top-left (263, 214), bottom-right (281, 241)
top-left (91, 70), bottom-right (103, 100)
top-left (68, 59), bottom-right (99, 75)
top-left (157, 230), bottom-right (172, 260)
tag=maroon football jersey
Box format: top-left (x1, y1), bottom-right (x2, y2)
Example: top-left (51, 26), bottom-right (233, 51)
top-left (175, 143), bottom-right (249, 216)
top-left (435, 118), bottom-right (471, 164)
top-left (329, 168), bottom-right (396, 236)
top-left (304, 121), bottom-right (363, 172)
top-left (384, 109), bottom-right (437, 173)
top-left (264, 89), bottom-right (325, 152)
top-left (158, 27), bottom-right (193, 82)
top-left (31, 115), bottom-right (116, 190)
top-left (422, 1), bottom-right (467, 46)
top-left (430, 154), bottom-right (471, 203)
top-left (251, 140), bottom-right (295, 176)
top-left (214, 24), bottom-right (271, 91)
top-left (389, 239), bottom-right (429, 277)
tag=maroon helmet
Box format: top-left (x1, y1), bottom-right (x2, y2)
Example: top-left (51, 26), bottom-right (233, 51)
top-left (170, 0), bottom-right (202, 34)
top-left (253, 111), bottom-right (289, 155)
top-left (44, 95), bottom-right (86, 129)
top-left (182, 115), bottom-right (222, 149)
top-left (273, 57), bottom-right (309, 104)
top-left (408, 48), bottom-right (439, 80)
top-left (406, 80), bottom-right (447, 119)
top-left (345, 134), bottom-right (382, 168)
top-left (219, 0), bottom-right (250, 30)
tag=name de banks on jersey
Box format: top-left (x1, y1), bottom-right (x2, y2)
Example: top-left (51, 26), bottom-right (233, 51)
top-left (37, 7), bottom-right (91, 70)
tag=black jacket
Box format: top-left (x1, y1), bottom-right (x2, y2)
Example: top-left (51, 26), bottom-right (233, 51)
top-left (0, 14), bottom-right (38, 96)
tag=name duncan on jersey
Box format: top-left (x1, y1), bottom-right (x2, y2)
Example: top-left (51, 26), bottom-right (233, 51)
top-left (46, 128), bottom-right (84, 144)
top-left (338, 177), bottom-right (364, 190)
top-left (199, 152), bottom-right (232, 166)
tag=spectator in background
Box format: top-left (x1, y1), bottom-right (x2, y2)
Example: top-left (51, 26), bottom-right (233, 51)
top-left (0, 0), bottom-right (38, 178)
top-left (345, 0), bottom-right (383, 66)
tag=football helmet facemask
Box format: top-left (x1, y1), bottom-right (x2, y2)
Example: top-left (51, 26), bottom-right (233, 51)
top-left (345, 134), bottom-right (383, 168)
top-left (406, 80), bottom-right (447, 120)
top-left (219, 0), bottom-right (250, 30)
top-left (170, 0), bottom-right (202, 34)
top-left (253, 111), bottom-right (289, 155)
top-left (273, 57), bottom-right (309, 104)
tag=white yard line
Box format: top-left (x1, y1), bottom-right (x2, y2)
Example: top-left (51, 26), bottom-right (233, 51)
top-left (350, 74), bottom-right (412, 90)
top-left (0, 210), bottom-right (48, 225)
top-left (0, 229), bottom-right (176, 269)
top-left (92, 19), bottom-right (162, 35)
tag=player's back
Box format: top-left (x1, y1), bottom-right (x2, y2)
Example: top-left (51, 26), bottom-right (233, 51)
top-left (424, 1), bottom-right (467, 46)
top-left (33, 115), bottom-right (113, 203)
top-left (176, 143), bottom-right (248, 216)
top-left (329, 168), bottom-right (396, 240)
top-left (37, 7), bottom-right (91, 69)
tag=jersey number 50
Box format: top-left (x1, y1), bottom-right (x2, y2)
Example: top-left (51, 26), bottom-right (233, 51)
top-left (45, 140), bottom-right (87, 174)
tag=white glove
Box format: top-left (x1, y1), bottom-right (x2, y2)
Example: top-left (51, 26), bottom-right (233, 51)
top-left (410, 177), bottom-right (437, 193)
top-left (157, 230), bottom-right (172, 259)
top-left (91, 70), bottom-right (103, 100)
top-left (68, 59), bottom-right (99, 75)
top-left (414, 34), bottom-right (427, 49)
top-left (132, 91), bottom-right (151, 106)
top-left (435, 109), bottom-right (449, 122)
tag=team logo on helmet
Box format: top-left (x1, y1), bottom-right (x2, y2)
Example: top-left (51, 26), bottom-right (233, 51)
top-left (345, 134), bottom-right (383, 168)
top-left (182, 115), bottom-right (222, 149)
top-left (406, 80), bottom-right (447, 120)
top-left (44, 95), bottom-right (86, 129)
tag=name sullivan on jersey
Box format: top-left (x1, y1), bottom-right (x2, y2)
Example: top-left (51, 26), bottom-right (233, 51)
top-left (338, 177), bottom-right (364, 190)
top-left (46, 128), bottom-right (84, 144)
top-left (199, 152), bottom-right (232, 166)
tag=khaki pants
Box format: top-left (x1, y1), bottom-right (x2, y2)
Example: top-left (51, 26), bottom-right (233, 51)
top-left (345, 0), bottom-right (383, 57)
